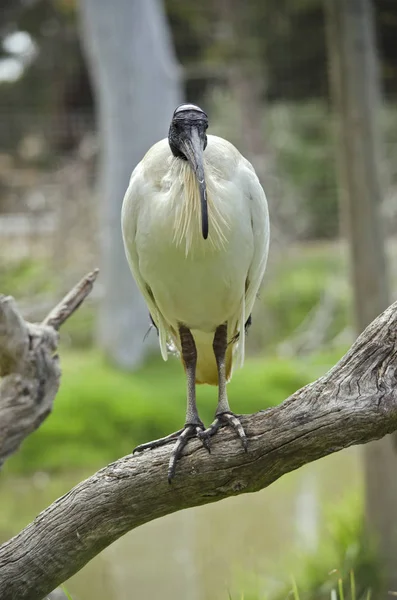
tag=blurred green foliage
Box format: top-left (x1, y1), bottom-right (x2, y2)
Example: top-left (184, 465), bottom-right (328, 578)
top-left (234, 495), bottom-right (383, 600)
top-left (0, 258), bottom-right (55, 298)
top-left (279, 497), bottom-right (383, 600)
top-left (262, 244), bottom-right (349, 349)
top-left (209, 96), bottom-right (343, 241)
top-left (0, 259), bottom-right (95, 347)
top-left (267, 102), bottom-right (339, 239)
top-left (1, 243), bottom-right (352, 354)
top-left (5, 351), bottom-right (315, 474)
top-left (166, 0), bottom-right (397, 102)
top-left (60, 305), bottom-right (95, 349)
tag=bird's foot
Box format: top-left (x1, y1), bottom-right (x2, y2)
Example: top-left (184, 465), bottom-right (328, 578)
top-left (133, 429), bottom-right (185, 452)
top-left (198, 411), bottom-right (248, 451)
top-left (133, 421), bottom-right (210, 483)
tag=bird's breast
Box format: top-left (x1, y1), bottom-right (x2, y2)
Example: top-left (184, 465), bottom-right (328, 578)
top-left (135, 170), bottom-right (253, 332)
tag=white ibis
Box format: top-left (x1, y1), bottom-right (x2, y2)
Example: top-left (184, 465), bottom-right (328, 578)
top-left (121, 103), bottom-right (270, 481)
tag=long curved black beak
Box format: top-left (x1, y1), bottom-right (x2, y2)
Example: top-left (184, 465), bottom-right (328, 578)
top-left (180, 127), bottom-right (208, 240)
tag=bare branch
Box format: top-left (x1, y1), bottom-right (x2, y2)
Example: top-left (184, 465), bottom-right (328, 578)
top-left (0, 271), bottom-right (98, 465)
top-left (42, 269), bottom-right (99, 330)
top-left (1, 300), bottom-right (397, 599)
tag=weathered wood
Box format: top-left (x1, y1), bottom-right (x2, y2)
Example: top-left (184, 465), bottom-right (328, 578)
top-left (42, 269), bottom-right (98, 331)
top-left (1, 299), bottom-right (397, 600)
top-left (0, 270), bottom-right (98, 465)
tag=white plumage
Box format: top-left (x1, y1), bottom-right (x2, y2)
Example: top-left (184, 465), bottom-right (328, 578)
top-left (122, 104), bottom-right (269, 481)
top-left (121, 134), bottom-right (269, 385)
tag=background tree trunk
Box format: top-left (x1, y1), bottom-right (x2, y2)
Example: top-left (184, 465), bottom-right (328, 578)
top-left (78, 0), bottom-right (183, 368)
top-left (324, 0), bottom-right (397, 592)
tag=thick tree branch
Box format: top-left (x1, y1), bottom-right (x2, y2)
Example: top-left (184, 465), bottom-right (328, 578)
top-left (1, 300), bottom-right (397, 599)
top-left (0, 270), bottom-right (99, 466)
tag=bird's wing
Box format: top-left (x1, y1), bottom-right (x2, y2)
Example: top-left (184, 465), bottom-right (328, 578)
top-left (244, 159), bottom-right (270, 317)
top-left (234, 158), bottom-right (270, 368)
top-left (121, 164), bottom-right (169, 361)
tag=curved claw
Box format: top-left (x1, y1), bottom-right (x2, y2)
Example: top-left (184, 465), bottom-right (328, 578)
top-left (133, 422), bottom-right (209, 482)
top-left (167, 426), bottom-right (195, 482)
top-left (133, 428), bottom-right (184, 453)
top-left (198, 412), bottom-right (248, 451)
top-left (196, 426), bottom-right (211, 453)
top-left (222, 413), bottom-right (248, 451)
top-left (168, 421), bottom-right (210, 482)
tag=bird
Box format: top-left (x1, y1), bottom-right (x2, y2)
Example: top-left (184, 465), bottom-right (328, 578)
top-left (121, 103), bottom-right (270, 482)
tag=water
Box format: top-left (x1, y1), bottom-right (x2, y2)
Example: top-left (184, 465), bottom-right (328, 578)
top-left (0, 448), bottom-right (361, 600)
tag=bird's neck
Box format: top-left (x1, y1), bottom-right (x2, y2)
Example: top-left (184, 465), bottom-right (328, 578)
top-left (169, 158), bottom-right (229, 255)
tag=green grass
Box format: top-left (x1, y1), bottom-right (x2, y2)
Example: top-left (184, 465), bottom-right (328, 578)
top-left (4, 350), bottom-right (316, 474)
top-left (60, 585), bottom-right (73, 600)
top-left (232, 495), bottom-right (383, 600)
top-left (279, 496), bottom-right (382, 600)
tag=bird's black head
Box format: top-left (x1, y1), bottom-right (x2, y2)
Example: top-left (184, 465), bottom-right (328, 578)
top-left (168, 104), bottom-right (208, 158)
top-left (168, 104), bottom-right (209, 239)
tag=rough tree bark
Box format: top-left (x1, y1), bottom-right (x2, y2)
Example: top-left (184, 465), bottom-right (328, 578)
top-left (0, 270), bottom-right (98, 466)
top-left (78, 0), bottom-right (183, 369)
top-left (324, 0), bottom-right (397, 592)
top-left (1, 299), bottom-right (397, 599)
